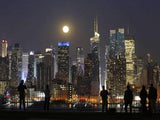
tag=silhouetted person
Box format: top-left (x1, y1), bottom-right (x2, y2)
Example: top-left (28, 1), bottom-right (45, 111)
top-left (148, 84), bottom-right (157, 113)
top-left (18, 80), bottom-right (27, 110)
top-left (44, 85), bottom-right (51, 110)
top-left (124, 85), bottom-right (133, 113)
top-left (140, 85), bottom-right (147, 112)
top-left (100, 85), bottom-right (109, 112)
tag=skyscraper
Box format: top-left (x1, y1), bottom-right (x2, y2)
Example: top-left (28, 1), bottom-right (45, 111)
top-left (90, 17), bottom-right (100, 96)
top-left (0, 56), bottom-right (9, 94)
top-left (117, 28), bottom-right (125, 57)
top-left (43, 49), bottom-right (54, 88)
top-left (124, 35), bottom-right (135, 85)
top-left (109, 28), bottom-right (125, 58)
top-left (107, 55), bottom-right (126, 97)
top-left (71, 61), bottom-right (77, 89)
top-left (22, 52), bottom-right (29, 82)
top-left (11, 43), bottom-right (22, 87)
top-left (108, 28), bottom-right (126, 98)
top-left (26, 51), bottom-right (35, 87)
top-left (0, 39), bottom-right (8, 58)
top-left (57, 42), bottom-right (70, 84)
top-left (109, 30), bottom-right (117, 59)
top-left (76, 47), bottom-right (84, 76)
top-left (35, 52), bottom-right (44, 90)
top-left (104, 45), bottom-right (110, 89)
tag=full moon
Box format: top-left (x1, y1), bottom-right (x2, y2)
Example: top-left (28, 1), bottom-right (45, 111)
top-left (62, 26), bottom-right (69, 33)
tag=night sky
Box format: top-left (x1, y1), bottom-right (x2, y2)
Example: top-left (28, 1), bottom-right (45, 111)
top-left (0, 0), bottom-right (160, 61)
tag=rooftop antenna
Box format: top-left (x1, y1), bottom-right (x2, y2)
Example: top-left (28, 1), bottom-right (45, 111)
top-left (94, 16), bottom-right (98, 33)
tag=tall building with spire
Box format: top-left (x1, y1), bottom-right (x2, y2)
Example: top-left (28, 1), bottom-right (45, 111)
top-left (0, 39), bottom-right (8, 58)
top-left (90, 17), bottom-right (100, 96)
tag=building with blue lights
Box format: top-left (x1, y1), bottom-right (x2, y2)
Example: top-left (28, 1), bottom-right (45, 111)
top-left (57, 41), bottom-right (70, 84)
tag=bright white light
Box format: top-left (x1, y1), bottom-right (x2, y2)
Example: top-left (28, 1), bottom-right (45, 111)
top-left (135, 96), bottom-right (140, 101)
top-left (63, 26), bottom-right (69, 33)
top-left (30, 51), bottom-right (34, 55)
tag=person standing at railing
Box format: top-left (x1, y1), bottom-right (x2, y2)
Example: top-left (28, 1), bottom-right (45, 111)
top-left (100, 85), bottom-right (109, 112)
top-left (124, 85), bottom-right (133, 113)
top-left (44, 84), bottom-right (51, 111)
top-left (148, 84), bottom-right (157, 113)
top-left (140, 85), bottom-right (147, 113)
top-left (18, 80), bottom-right (27, 110)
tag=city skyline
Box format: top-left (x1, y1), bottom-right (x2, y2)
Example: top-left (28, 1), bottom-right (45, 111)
top-left (0, 0), bottom-right (160, 61)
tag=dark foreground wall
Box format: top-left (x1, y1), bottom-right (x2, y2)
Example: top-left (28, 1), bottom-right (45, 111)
top-left (0, 110), bottom-right (159, 120)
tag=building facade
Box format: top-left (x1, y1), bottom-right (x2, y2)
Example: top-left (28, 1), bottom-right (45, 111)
top-left (90, 17), bottom-right (100, 96)
top-left (124, 35), bottom-right (136, 85)
top-left (11, 43), bottom-right (22, 87)
top-left (76, 47), bottom-right (84, 76)
top-left (0, 39), bottom-right (8, 58)
top-left (0, 57), bottom-right (9, 94)
top-left (57, 42), bottom-right (70, 84)
top-left (22, 52), bottom-right (29, 83)
top-left (26, 51), bottom-right (35, 87)
top-left (109, 28), bottom-right (125, 58)
top-left (107, 55), bottom-right (126, 97)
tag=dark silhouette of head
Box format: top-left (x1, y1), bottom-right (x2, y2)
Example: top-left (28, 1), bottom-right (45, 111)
top-left (142, 85), bottom-right (145, 89)
top-left (150, 84), bottom-right (153, 87)
top-left (46, 84), bottom-right (49, 89)
top-left (127, 85), bottom-right (130, 90)
top-left (102, 85), bottom-right (105, 90)
top-left (20, 80), bottom-right (24, 85)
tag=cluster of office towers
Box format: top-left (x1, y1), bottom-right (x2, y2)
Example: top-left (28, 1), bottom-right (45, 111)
top-left (0, 18), bottom-right (159, 101)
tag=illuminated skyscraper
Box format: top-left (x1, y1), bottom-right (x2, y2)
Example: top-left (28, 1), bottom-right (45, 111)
top-left (90, 17), bottom-right (100, 96)
top-left (57, 42), bottom-right (70, 84)
top-left (105, 45), bottom-right (110, 89)
top-left (43, 49), bottom-right (54, 88)
top-left (35, 52), bottom-right (44, 90)
top-left (117, 28), bottom-right (125, 57)
top-left (124, 35), bottom-right (135, 85)
top-left (109, 28), bottom-right (125, 58)
top-left (11, 43), bottom-right (22, 87)
top-left (22, 52), bottom-right (29, 82)
top-left (26, 51), bottom-right (35, 87)
top-left (0, 56), bottom-right (9, 94)
top-left (76, 47), bottom-right (84, 76)
top-left (108, 55), bottom-right (126, 97)
top-left (0, 39), bottom-right (8, 58)
top-left (77, 53), bottom-right (92, 96)
top-left (109, 30), bottom-right (116, 58)
top-left (71, 61), bottom-right (77, 89)
top-left (36, 49), bottom-right (55, 91)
